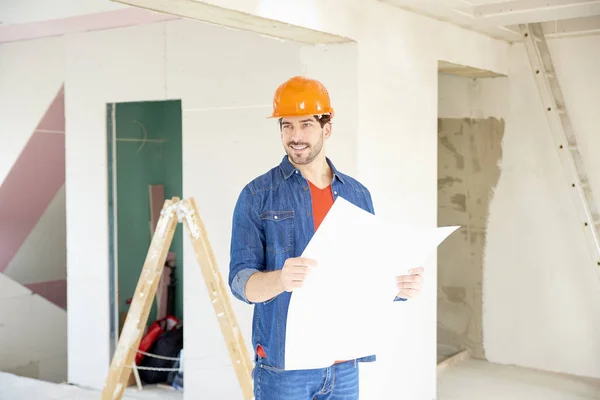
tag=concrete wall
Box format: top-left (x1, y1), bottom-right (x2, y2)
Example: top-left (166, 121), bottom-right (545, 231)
top-left (484, 36), bottom-right (600, 379)
top-left (437, 117), bottom-right (505, 361)
top-left (437, 74), bottom-right (507, 362)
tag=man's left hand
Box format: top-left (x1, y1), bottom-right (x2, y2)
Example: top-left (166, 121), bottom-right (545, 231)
top-left (395, 267), bottom-right (424, 299)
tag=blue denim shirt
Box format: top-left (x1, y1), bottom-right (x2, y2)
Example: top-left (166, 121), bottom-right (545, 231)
top-left (228, 155), bottom-right (405, 370)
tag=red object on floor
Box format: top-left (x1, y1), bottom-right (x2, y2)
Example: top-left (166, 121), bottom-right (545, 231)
top-left (136, 315), bottom-right (179, 365)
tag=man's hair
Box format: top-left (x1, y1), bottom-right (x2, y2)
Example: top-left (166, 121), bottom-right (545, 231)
top-left (279, 114), bottom-right (332, 129)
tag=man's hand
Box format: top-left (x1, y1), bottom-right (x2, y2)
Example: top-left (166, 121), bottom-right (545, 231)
top-left (280, 257), bottom-right (317, 292)
top-left (396, 267), bottom-right (424, 299)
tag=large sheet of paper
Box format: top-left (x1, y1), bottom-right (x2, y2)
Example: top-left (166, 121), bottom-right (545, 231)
top-left (284, 197), bottom-right (459, 371)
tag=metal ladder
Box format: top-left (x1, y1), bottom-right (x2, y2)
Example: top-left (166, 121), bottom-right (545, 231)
top-left (519, 23), bottom-right (600, 269)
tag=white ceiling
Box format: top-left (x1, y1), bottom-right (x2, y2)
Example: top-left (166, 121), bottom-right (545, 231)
top-left (380, 0), bottom-right (600, 42)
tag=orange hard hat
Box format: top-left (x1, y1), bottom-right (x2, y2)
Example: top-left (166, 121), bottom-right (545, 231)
top-left (269, 76), bottom-right (334, 119)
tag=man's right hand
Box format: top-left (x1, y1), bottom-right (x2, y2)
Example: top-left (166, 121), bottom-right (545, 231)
top-left (244, 257), bottom-right (318, 303)
top-left (280, 257), bottom-right (317, 292)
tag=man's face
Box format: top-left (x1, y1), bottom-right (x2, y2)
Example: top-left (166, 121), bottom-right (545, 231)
top-left (280, 115), bottom-right (330, 166)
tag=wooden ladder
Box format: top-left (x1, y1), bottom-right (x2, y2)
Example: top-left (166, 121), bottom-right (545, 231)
top-left (101, 197), bottom-right (254, 400)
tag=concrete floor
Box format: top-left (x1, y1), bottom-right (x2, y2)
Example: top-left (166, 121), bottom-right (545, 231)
top-left (438, 359), bottom-right (600, 400)
top-left (2, 359), bottom-right (600, 399)
top-left (0, 372), bottom-right (183, 400)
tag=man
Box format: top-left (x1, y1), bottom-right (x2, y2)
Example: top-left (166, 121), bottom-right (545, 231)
top-left (228, 76), bottom-right (424, 399)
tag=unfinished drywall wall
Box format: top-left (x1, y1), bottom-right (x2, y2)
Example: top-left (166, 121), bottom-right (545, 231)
top-left (346, 7), bottom-right (507, 400)
top-left (3, 0), bottom-right (507, 396)
top-left (70, 12), bottom-right (504, 400)
top-left (484, 36), bottom-right (600, 379)
top-left (0, 0), bottom-right (128, 24)
top-left (62, 19), bottom-right (334, 394)
top-left (0, 45), bottom-right (66, 306)
top-left (437, 115), bottom-right (504, 361)
top-left (174, 23), bottom-right (358, 399)
top-left (0, 273), bottom-right (67, 383)
top-left (0, 36), bottom-right (67, 383)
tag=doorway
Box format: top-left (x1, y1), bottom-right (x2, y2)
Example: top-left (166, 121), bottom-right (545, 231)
top-left (107, 99), bottom-right (184, 390)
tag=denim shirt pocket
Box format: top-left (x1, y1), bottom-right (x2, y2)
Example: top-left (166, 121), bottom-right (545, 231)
top-left (260, 210), bottom-right (294, 256)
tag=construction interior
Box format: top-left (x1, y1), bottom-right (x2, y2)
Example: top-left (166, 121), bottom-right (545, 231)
top-left (1, 0), bottom-right (600, 399)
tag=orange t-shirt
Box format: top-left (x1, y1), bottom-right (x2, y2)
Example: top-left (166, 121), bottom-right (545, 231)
top-left (308, 180), bottom-right (335, 231)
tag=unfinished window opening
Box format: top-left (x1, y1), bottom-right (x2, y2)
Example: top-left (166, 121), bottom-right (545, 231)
top-left (107, 99), bottom-right (184, 392)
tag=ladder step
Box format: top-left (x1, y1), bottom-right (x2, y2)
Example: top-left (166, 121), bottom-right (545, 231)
top-left (580, 180), bottom-right (591, 190)
top-left (546, 105), bottom-right (565, 114)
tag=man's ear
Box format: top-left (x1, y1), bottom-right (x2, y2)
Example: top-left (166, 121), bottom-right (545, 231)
top-left (323, 122), bottom-right (332, 139)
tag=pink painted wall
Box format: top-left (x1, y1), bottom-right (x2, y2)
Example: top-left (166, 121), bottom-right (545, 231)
top-left (24, 279), bottom-right (67, 309)
top-left (0, 8), bottom-right (178, 44)
top-left (0, 86), bottom-right (66, 309)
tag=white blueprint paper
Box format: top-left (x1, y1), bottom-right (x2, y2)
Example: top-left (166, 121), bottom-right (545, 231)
top-left (284, 197), bottom-right (459, 371)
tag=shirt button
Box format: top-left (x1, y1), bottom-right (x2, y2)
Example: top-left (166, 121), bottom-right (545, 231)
top-left (307, 212), bottom-right (311, 217)
top-left (303, 186), bottom-right (308, 191)
top-left (334, 191), bottom-right (338, 195)
top-left (274, 216), bottom-right (278, 220)
top-left (295, 170), bottom-right (299, 174)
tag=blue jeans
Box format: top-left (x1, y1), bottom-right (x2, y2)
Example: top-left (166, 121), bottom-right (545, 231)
top-left (253, 358), bottom-right (359, 400)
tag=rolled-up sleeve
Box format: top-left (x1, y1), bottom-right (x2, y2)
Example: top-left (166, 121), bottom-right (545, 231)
top-left (228, 184), bottom-right (265, 304)
top-left (231, 267), bottom-right (260, 303)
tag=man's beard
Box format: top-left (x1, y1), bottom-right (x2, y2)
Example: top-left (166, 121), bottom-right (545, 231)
top-left (286, 134), bottom-right (323, 165)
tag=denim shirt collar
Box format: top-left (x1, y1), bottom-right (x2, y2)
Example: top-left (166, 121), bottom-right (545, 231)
top-left (278, 155), bottom-right (345, 184)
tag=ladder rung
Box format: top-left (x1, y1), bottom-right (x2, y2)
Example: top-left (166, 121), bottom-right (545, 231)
top-left (534, 69), bottom-right (554, 78)
top-left (580, 180), bottom-right (591, 190)
top-left (546, 105), bottom-right (565, 114)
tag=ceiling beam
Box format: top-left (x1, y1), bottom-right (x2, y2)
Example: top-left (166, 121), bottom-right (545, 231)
top-left (438, 60), bottom-right (507, 78)
top-left (541, 15), bottom-right (600, 37)
top-left (380, 0), bottom-right (472, 7)
top-left (379, 0), bottom-right (523, 41)
top-left (110, 0), bottom-right (352, 44)
top-left (465, 0), bottom-right (600, 25)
